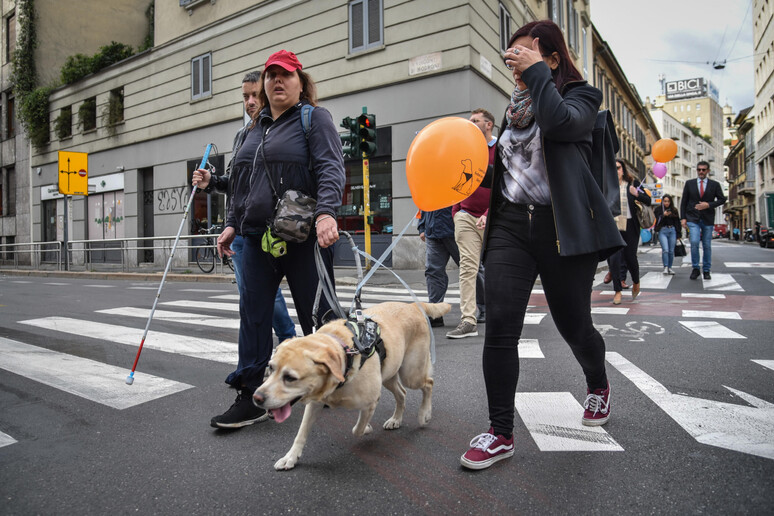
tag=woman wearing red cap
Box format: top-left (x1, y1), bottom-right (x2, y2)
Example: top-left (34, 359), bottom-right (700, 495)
top-left (211, 50), bottom-right (345, 428)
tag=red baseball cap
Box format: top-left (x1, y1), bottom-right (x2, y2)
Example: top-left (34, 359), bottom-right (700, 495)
top-left (264, 50), bottom-right (303, 72)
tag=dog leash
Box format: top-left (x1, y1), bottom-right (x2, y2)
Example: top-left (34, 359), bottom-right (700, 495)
top-left (312, 213), bottom-right (437, 364)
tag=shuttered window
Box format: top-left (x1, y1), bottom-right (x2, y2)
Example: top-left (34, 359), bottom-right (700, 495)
top-left (349, 0), bottom-right (383, 53)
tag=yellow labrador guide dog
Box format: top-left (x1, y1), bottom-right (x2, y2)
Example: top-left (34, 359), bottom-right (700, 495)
top-left (253, 301), bottom-right (451, 470)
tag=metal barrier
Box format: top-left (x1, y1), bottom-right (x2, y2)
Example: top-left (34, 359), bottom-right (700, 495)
top-left (0, 234), bottom-right (231, 274)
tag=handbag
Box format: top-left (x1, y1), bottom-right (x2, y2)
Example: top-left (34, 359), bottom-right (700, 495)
top-left (635, 200), bottom-right (655, 229)
top-left (674, 239), bottom-right (687, 257)
top-left (271, 189), bottom-right (317, 243)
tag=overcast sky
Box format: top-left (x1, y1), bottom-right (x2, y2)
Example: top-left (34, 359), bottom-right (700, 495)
top-left (591, 0), bottom-right (755, 113)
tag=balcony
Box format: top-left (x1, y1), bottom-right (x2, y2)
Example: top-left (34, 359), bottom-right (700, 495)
top-left (738, 180), bottom-right (756, 195)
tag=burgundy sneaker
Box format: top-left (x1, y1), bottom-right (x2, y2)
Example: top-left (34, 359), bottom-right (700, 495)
top-left (460, 428), bottom-right (514, 470)
top-left (582, 383), bottom-right (611, 426)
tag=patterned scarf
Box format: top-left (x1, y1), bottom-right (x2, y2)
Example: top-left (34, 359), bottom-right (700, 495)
top-left (505, 86), bottom-right (534, 129)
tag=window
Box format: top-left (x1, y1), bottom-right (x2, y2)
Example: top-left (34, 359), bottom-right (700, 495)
top-left (548, 0), bottom-right (563, 27)
top-left (582, 26), bottom-right (588, 78)
top-left (499, 3), bottom-right (512, 53)
top-left (191, 53), bottom-right (212, 100)
top-left (56, 106), bottom-right (72, 139)
top-left (349, 0), bottom-right (383, 54)
top-left (6, 94), bottom-right (15, 138)
top-left (5, 12), bottom-right (15, 63)
top-left (696, 116), bottom-right (702, 124)
top-left (696, 103), bottom-right (701, 111)
top-left (1, 167), bottom-right (15, 216)
top-left (79, 97), bottom-right (97, 132)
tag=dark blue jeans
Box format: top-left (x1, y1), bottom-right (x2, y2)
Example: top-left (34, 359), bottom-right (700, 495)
top-left (483, 202), bottom-right (607, 436)
top-left (228, 234), bottom-right (334, 389)
top-left (231, 235), bottom-right (296, 341)
top-left (424, 236), bottom-right (459, 303)
top-left (687, 221), bottom-right (713, 271)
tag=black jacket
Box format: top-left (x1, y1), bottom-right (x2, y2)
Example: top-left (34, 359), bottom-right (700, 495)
top-left (486, 62), bottom-right (625, 259)
top-left (654, 203), bottom-right (681, 236)
top-left (226, 102), bottom-right (345, 236)
top-left (623, 179), bottom-right (652, 233)
top-left (680, 177), bottom-right (726, 225)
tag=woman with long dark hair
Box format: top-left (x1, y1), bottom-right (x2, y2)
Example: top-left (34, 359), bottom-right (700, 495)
top-left (460, 21), bottom-right (624, 470)
top-left (654, 193), bottom-right (681, 274)
top-left (607, 159), bottom-right (651, 305)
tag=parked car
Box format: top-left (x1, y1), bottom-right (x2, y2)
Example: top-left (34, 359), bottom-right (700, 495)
top-left (713, 224), bottom-right (728, 239)
top-left (760, 227), bottom-right (774, 248)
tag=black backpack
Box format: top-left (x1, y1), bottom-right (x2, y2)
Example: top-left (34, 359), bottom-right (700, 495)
top-left (590, 109), bottom-right (621, 217)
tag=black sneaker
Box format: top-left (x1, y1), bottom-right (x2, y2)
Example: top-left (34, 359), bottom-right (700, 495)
top-left (430, 317), bottom-right (444, 328)
top-left (210, 389), bottom-right (269, 429)
top-left (476, 312), bottom-right (486, 324)
top-left (690, 268), bottom-right (701, 280)
top-left (703, 271), bottom-right (711, 280)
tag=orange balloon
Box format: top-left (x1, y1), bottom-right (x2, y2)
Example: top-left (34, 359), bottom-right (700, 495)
top-left (406, 117), bottom-right (489, 211)
top-left (652, 138), bottom-right (678, 163)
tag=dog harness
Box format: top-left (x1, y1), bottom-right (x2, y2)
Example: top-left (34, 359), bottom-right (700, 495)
top-left (329, 310), bottom-right (386, 389)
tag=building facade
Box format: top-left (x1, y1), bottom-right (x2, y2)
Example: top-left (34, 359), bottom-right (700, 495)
top-left (753, 0), bottom-right (774, 228)
top-left (724, 106), bottom-right (755, 234)
top-left (6, 1), bottom-right (672, 271)
top-left (591, 26), bottom-right (660, 181)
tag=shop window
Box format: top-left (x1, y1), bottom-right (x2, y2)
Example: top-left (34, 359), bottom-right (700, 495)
top-left (191, 53), bottom-right (212, 100)
top-left (349, 0), bottom-right (383, 53)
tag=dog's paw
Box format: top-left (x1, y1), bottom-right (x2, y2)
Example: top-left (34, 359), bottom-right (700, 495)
top-left (418, 409), bottom-right (432, 427)
top-left (352, 423), bottom-right (373, 436)
top-left (383, 417), bottom-right (402, 430)
top-left (274, 453), bottom-right (299, 471)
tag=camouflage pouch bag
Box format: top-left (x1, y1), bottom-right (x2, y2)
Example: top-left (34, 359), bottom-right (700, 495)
top-left (271, 189), bottom-right (317, 243)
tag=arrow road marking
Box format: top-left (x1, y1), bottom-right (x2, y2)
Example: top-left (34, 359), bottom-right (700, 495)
top-left (0, 336), bottom-right (192, 410)
top-left (515, 392), bottom-right (623, 452)
top-left (0, 431), bottom-right (17, 449)
top-left (606, 352), bottom-right (774, 460)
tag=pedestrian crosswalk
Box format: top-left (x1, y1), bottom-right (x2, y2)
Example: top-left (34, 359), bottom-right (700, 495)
top-left (1, 277), bottom-right (770, 453)
top-left (596, 271), bottom-right (745, 291)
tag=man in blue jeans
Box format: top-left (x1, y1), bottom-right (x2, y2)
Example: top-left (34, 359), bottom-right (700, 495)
top-left (418, 207), bottom-right (459, 329)
top-left (680, 161), bottom-right (726, 280)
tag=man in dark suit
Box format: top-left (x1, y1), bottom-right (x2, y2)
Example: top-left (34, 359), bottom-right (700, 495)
top-left (680, 161), bottom-right (727, 280)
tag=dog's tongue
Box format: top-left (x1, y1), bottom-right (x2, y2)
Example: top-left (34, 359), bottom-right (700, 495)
top-left (270, 403), bottom-right (292, 423)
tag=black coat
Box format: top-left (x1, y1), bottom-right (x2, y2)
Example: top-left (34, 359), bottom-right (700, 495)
top-left (654, 203), bottom-right (681, 236)
top-left (485, 62), bottom-right (625, 260)
top-left (680, 177), bottom-right (726, 225)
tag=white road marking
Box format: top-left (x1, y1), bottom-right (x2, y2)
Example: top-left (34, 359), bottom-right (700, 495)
top-left (11, 280), bottom-right (31, 283)
top-left (0, 431), bottom-right (17, 448)
top-left (128, 286), bottom-right (159, 290)
top-left (524, 313), bottom-right (547, 325)
top-left (84, 285), bottom-right (114, 288)
top-left (724, 262), bottom-right (774, 268)
top-left (0, 336), bottom-right (193, 410)
top-left (97, 307), bottom-right (240, 329)
top-left (44, 282), bottom-right (69, 286)
top-left (702, 273), bottom-right (743, 292)
top-left (337, 284), bottom-right (439, 295)
top-left (181, 289), bottom-right (232, 293)
top-left (515, 392), bottom-right (623, 452)
top-left (639, 272), bottom-right (673, 289)
top-left (681, 293), bottom-right (726, 299)
top-left (531, 288), bottom-right (545, 294)
top-left (162, 300), bottom-right (239, 312)
top-left (210, 294), bottom-right (239, 301)
top-left (762, 274), bottom-right (774, 286)
top-left (681, 310), bottom-right (741, 320)
top-left (18, 317), bottom-right (239, 363)
top-left (679, 321), bottom-right (746, 339)
top-left (591, 307), bottom-right (630, 315)
top-left (518, 339), bottom-right (544, 358)
top-left (752, 360), bottom-right (774, 372)
top-left (607, 351), bottom-right (774, 460)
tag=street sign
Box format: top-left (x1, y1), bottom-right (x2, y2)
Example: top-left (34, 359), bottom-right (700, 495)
top-left (58, 151), bottom-right (88, 196)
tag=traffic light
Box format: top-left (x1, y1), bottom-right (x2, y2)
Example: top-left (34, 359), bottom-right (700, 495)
top-left (357, 113), bottom-right (377, 157)
top-left (339, 116), bottom-right (358, 158)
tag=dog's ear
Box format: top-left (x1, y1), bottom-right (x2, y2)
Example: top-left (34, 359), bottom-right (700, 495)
top-left (308, 347), bottom-right (346, 383)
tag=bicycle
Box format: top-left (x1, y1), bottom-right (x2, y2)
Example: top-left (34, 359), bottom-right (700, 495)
top-left (196, 224), bottom-right (234, 274)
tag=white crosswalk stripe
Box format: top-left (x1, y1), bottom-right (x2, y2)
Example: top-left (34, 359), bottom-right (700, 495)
top-left (702, 273), bottom-right (743, 292)
top-left (97, 307), bottom-right (241, 329)
top-left (752, 360), bottom-right (774, 372)
top-left (0, 336), bottom-right (192, 409)
top-left (638, 272), bottom-right (673, 289)
top-left (519, 339), bottom-right (544, 358)
top-left (18, 317), bottom-right (239, 363)
top-left (679, 321), bottom-right (746, 339)
top-left (762, 274), bottom-right (774, 286)
top-left (515, 392), bottom-right (623, 451)
top-left (681, 310), bottom-right (741, 320)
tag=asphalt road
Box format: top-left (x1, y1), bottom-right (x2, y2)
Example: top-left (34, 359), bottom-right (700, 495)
top-left (1, 239), bottom-right (773, 514)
